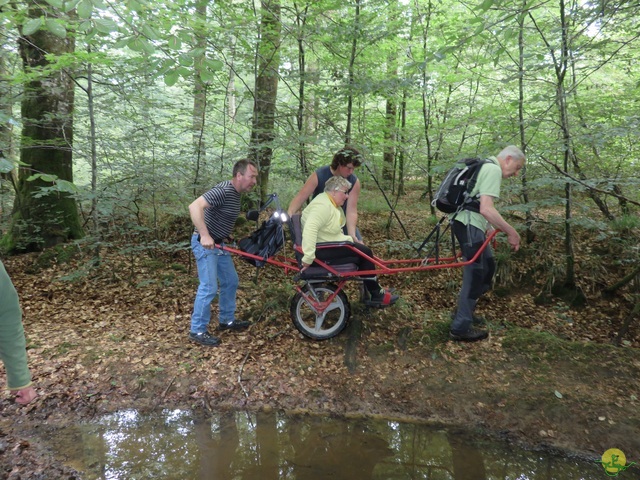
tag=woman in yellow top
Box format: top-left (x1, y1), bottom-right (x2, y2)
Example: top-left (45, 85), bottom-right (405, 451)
top-left (300, 176), bottom-right (399, 307)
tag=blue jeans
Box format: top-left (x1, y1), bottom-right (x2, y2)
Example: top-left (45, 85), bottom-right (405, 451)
top-left (190, 234), bottom-right (239, 333)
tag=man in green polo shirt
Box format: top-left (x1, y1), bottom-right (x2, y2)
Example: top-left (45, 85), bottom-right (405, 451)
top-left (449, 145), bottom-right (525, 342)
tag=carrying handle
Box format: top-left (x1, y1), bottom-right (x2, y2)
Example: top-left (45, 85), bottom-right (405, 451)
top-left (246, 193), bottom-right (282, 221)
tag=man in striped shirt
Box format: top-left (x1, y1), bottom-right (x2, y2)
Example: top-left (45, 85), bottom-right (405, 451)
top-left (188, 159), bottom-right (259, 346)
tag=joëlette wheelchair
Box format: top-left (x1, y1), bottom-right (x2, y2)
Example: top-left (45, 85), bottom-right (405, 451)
top-left (219, 194), bottom-right (499, 340)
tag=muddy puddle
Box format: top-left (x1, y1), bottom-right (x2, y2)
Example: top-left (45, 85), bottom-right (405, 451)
top-left (44, 409), bottom-right (631, 479)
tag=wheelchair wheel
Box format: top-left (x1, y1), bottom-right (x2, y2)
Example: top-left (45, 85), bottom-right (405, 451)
top-left (290, 284), bottom-right (350, 340)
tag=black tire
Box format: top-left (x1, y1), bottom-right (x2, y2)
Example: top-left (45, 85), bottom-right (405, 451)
top-left (290, 284), bottom-right (350, 340)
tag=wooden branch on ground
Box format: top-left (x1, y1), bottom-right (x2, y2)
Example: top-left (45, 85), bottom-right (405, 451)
top-left (162, 376), bottom-right (176, 398)
top-left (604, 265), bottom-right (640, 294)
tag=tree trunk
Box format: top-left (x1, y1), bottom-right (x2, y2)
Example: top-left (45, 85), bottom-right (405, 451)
top-left (9, 5), bottom-right (83, 251)
top-left (531, 0), bottom-right (577, 289)
top-left (1, 21), bottom-right (17, 195)
top-left (517, 3), bottom-right (536, 244)
top-left (85, 53), bottom-right (99, 260)
top-left (556, 0), bottom-right (576, 289)
top-left (249, 0), bottom-right (281, 202)
top-left (192, 0), bottom-right (208, 196)
top-left (397, 90), bottom-right (407, 196)
top-left (295, 4), bottom-right (309, 176)
top-left (382, 98), bottom-right (397, 190)
top-left (344, 0), bottom-right (361, 145)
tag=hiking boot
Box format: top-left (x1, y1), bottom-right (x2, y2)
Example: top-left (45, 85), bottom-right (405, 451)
top-left (189, 331), bottom-right (221, 346)
top-left (217, 320), bottom-right (251, 331)
top-left (365, 289), bottom-right (399, 308)
top-left (449, 327), bottom-right (489, 342)
top-left (450, 310), bottom-right (487, 326)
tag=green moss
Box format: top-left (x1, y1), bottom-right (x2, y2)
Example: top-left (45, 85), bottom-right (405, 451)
top-left (418, 320), bottom-right (451, 349)
top-left (501, 325), bottom-right (633, 363)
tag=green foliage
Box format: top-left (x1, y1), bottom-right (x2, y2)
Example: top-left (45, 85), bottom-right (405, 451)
top-left (611, 215), bottom-right (640, 232)
top-left (0, 0), bottom-right (638, 272)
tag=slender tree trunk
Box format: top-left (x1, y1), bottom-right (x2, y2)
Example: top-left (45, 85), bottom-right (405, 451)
top-left (568, 31), bottom-right (616, 222)
top-left (226, 38), bottom-right (237, 124)
top-left (220, 34), bottom-right (238, 177)
top-left (397, 90), bottom-right (407, 196)
top-left (382, 99), bottom-right (397, 190)
top-left (295, 3), bottom-right (309, 176)
top-left (557, 0), bottom-right (576, 289)
top-left (531, 0), bottom-right (577, 289)
top-left (345, 0), bottom-right (361, 145)
top-left (249, 0), bottom-right (281, 202)
top-left (517, 2), bottom-right (535, 244)
top-left (85, 53), bottom-right (100, 263)
top-left (192, 0), bottom-right (208, 196)
top-left (9, 4), bottom-right (83, 251)
top-left (1, 21), bottom-right (16, 188)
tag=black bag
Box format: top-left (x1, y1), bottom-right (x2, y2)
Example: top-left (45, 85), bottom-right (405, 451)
top-left (433, 157), bottom-right (489, 214)
top-left (238, 215), bottom-right (285, 267)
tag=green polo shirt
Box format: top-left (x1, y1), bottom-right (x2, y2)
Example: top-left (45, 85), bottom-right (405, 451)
top-left (453, 156), bottom-right (502, 231)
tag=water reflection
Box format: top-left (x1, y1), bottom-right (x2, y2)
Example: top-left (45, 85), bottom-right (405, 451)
top-left (47, 410), bottom-right (612, 479)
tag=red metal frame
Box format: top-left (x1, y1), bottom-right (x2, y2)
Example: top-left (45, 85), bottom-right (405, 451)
top-left (214, 229), bottom-right (500, 317)
top-left (215, 228), bottom-right (499, 278)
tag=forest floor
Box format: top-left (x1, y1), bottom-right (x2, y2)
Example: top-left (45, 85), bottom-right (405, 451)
top-left (1, 204), bottom-right (639, 478)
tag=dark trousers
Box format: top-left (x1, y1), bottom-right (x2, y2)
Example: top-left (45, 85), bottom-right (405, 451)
top-left (315, 243), bottom-right (381, 294)
top-left (451, 221), bottom-right (495, 333)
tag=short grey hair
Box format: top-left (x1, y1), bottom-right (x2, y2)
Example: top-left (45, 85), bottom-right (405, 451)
top-left (324, 175), bottom-right (352, 193)
top-left (498, 145), bottom-right (526, 163)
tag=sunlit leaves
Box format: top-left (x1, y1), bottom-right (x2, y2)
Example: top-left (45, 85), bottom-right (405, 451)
top-left (45, 18), bottom-right (67, 38)
top-left (476, 0), bottom-right (495, 12)
top-left (77, 0), bottom-right (94, 19)
top-left (26, 174), bottom-right (79, 197)
top-left (27, 173), bottom-right (58, 183)
top-left (167, 35), bottom-right (182, 50)
top-left (22, 17), bottom-right (43, 35)
top-left (93, 18), bottom-right (119, 34)
top-left (204, 58), bottom-right (223, 72)
top-left (127, 0), bottom-right (144, 12)
top-left (140, 24), bottom-right (161, 41)
top-left (127, 36), bottom-right (155, 54)
top-left (163, 69), bottom-right (180, 86)
top-left (0, 158), bottom-right (14, 174)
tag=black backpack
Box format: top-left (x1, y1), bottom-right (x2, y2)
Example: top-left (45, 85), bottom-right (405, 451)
top-left (433, 157), bottom-right (489, 214)
top-left (238, 215), bottom-right (286, 267)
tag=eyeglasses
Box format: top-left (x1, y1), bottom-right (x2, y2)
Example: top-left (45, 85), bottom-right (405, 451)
top-left (335, 189), bottom-right (349, 194)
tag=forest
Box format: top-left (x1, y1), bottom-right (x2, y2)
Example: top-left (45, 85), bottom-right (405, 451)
top-left (1, 0), bottom-right (640, 477)
top-left (1, 0), bottom-right (638, 336)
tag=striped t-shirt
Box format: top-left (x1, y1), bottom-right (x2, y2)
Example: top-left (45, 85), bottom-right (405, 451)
top-left (195, 180), bottom-right (241, 240)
